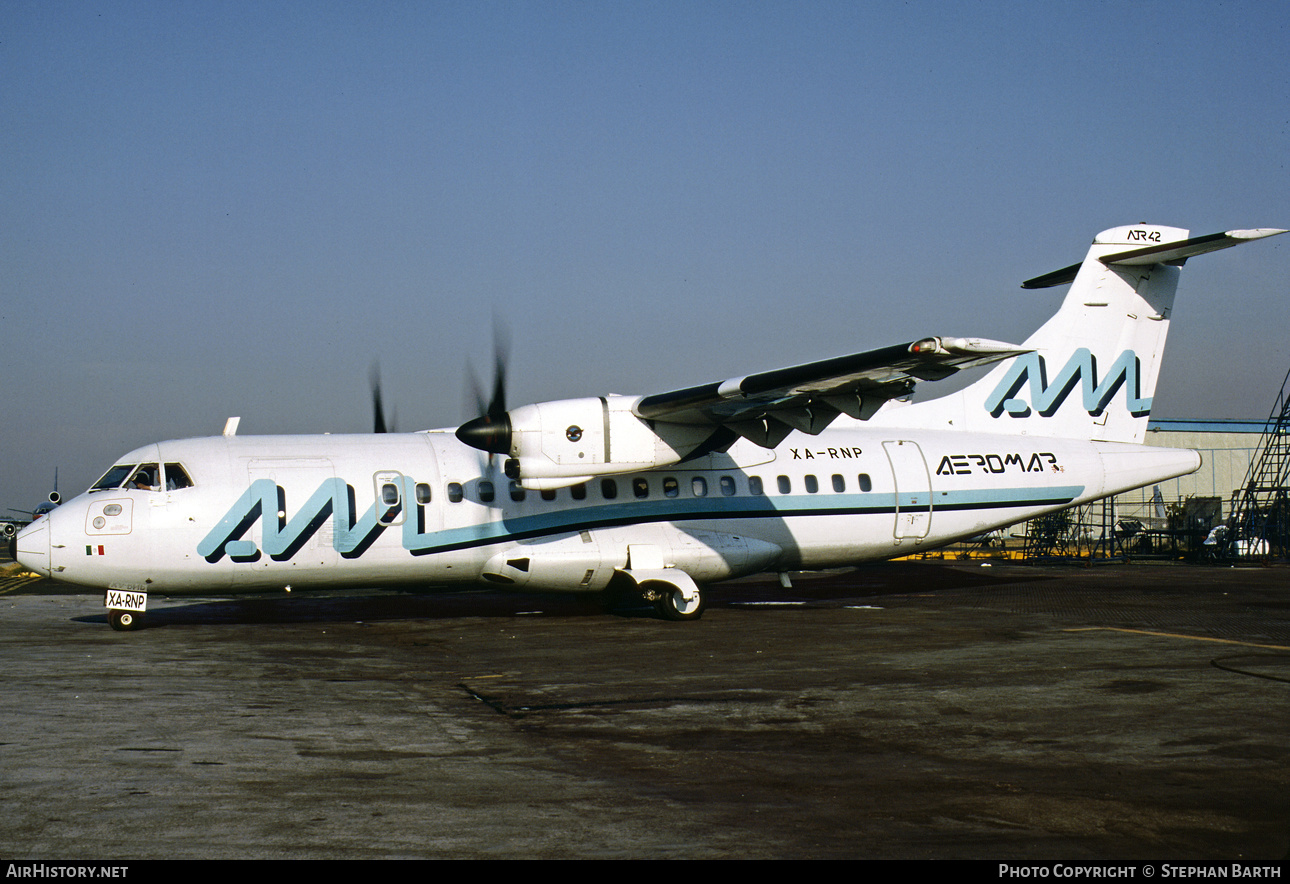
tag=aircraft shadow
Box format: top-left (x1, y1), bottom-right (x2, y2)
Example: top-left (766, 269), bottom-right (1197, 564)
top-left (69, 561), bottom-right (1047, 629)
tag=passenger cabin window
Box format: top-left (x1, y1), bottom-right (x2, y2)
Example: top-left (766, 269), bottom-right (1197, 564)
top-left (164, 464), bottom-right (194, 491)
top-left (633, 478), bottom-right (649, 499)
top-left (832, 474), bottom-right (845, 492)
top-left (749, 476), bottom-right (764, 495)
top-left (777, 475), bottom-right (791, 494)
top-left (415, 483), bottom-right (432, 504)
top-left (478, 481), bottom-right (495, 503)
top-left (509, 481), bottom-right (526, 502)
top-left (858, 473), bottom-right (872, 492)
top-left (447, 482), bottom-right (464, 503)
top-left (804, 475), bottom-right (819, 494)
top-left (692, 477), bottom-right (708, 497)
top-left (601, 478), bottom-right (618, 499)
top-left (541, 488), bottom-right (557, 501)
top-left (720, 476), bottom-right (736, 496)
top-left (381, 483), bottom-right (400, 505)
top-left (663, 477), bottom-right (679, 498)
top-left (571, 483), bottom-right (587, 500)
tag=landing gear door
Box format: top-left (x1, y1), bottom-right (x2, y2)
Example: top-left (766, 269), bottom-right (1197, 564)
top-left (884, 440), bottom-right (932, 542)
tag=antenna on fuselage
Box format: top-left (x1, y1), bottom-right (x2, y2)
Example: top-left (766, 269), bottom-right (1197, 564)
top-left (223, 416), bottom-right (241, 437)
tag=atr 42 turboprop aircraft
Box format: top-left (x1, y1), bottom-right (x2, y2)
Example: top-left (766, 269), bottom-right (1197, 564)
top-left (14, 225), bottom-right (1285, 630)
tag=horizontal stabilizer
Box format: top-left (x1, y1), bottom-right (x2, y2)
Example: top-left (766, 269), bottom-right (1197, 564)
top-left (1022, 228), bottom-right (1286, 288)
top-left (1100, 228), bottom-right (1287, 266)
top-left (1020, 263), bottom-right (1082, 289)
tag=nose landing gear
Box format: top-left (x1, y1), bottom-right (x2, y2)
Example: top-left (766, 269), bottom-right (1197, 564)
top-left (105, 589), bottom-right (148, 631)
top-left (108, 609), bottom-right (144, 631)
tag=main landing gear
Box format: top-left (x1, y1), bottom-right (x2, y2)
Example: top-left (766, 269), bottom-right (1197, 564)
top-left (632, 577), bottom-right (706, 622)
top-left (603, 570), bottom-right (707, 621)
top-left (647, 581), bottom-right (706, 621)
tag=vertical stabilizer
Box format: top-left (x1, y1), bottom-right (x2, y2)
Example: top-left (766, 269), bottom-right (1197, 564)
top-left (881, 225), bottom-right (1285, 443)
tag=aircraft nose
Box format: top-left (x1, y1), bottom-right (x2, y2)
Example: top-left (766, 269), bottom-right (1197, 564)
top-left (14, 518), bottom-right (51, 577)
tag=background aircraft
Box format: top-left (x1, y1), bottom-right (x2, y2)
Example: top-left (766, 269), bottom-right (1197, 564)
top-left (2, 472), bottom-right (61, 544)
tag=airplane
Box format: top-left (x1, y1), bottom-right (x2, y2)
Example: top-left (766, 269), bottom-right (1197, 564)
top-left (2, 473), bottom-right (62, 541)
top-left (12, 224), bottom-right (1285, 630)
top-left (1, 518), bottom-right (28, 541)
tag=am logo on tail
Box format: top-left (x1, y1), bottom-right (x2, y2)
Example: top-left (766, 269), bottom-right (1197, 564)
top-left (14, 225), bottom-right (1284, 629)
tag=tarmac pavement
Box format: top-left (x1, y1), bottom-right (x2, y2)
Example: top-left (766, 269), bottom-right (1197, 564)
top-left (1, 561), bottom-right (1287, 859)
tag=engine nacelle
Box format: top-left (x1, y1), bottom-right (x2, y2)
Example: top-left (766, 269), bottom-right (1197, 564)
top-left (506, 395), bottom-right (710, 490)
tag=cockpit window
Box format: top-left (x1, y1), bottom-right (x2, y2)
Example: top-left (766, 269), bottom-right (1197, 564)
top-left (128, 464), bottom-right (160, 491)
top-left (164, 464), bottom-right (194, 491)
top-left (91, 464), bottom-right (137, 491)
top-left (92, 461), bottom-right (193, 492)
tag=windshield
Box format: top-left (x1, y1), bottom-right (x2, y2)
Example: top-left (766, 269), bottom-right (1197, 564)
top-left (90, 464), bottom-right (137, 491)
top-left (90, 462), bottom-right (193, 492)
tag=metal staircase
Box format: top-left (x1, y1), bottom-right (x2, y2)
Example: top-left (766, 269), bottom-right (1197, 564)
top-left (1225, 367), bottom-right (1290, 560)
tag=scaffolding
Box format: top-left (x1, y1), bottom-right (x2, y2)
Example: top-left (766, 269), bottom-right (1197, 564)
top-left (1019, 491), bottom-right (1223, 563)
top-left (1022, 500), bottom-right (1114, 560)
top-left (1224, 367), bottom-right (1290, 561)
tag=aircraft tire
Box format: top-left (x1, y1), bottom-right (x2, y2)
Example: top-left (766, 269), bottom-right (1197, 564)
top-left (109, 610), bottom-right (142, 632)
top-left (650, 581), bottom-right (705, 622)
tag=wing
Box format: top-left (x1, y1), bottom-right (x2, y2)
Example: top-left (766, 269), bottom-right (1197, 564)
top-left (634, 336), bottom-right (1027, 448)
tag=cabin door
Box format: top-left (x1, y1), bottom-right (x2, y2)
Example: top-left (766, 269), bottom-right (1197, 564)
top-left (883, 440), bottom-right (932, 542)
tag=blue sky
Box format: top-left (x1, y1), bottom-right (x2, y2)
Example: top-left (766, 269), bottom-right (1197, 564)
top-left (3, 0), bottom-right (1288, 510)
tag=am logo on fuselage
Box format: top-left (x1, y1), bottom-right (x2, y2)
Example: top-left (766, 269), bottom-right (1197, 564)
top-left (984, 348), bottom-right (1150, 418)
top-left (198, 477), bottom-right (405, 564)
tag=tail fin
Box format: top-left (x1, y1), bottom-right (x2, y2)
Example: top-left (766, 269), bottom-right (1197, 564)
top-left (887, 225), bottom-right (1286, 443)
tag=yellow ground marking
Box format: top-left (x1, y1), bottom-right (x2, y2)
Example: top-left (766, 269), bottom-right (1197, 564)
top-left (1065, 626), bottom-right (1290, 652)
top-left (0, 575), bottom-right (46, 596)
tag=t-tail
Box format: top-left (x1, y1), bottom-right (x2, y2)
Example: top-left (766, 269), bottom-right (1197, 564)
top-left (884, 225), bottom-right (1286, 443)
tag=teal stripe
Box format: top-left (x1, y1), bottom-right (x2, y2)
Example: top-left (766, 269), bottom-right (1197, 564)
top-left (405, 485), bottom-right (1085, 555)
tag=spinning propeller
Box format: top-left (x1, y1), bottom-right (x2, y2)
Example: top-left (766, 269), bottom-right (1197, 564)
top-left (369, 362), bottom-right (396, 434)
top-left (456, 321), bottom-right (513, 456)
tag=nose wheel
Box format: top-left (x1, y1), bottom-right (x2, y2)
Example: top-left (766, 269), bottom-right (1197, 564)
top-left (109, 610), bottom-right (144, 631)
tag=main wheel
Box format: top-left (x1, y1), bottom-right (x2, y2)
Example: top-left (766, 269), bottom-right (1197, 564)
top-left (109, 610), bottom-right (142, 632)
top-left (651, 582), bottom-right (706, 622)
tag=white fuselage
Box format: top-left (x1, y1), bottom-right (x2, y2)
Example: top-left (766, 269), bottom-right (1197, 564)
top-left (16, 422), bottom-right (1200, 596)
